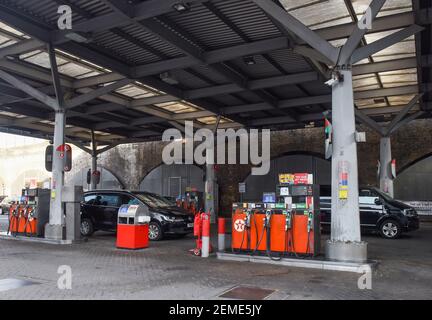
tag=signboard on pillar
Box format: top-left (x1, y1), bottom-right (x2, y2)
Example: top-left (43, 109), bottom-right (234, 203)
top-left (56, 144), bottom-right (72, 172)
top-left (377, 160), bottom-right (381, 179)
top-left (338, 161), bottom-right (349, 201)
top-left (87, 169), bottom-right (91, 185)
top-left (324, 117), bottom-right (333, 160)
top-left (238, 182), bottom-right (246, 194)
top-left (391, 159), bottom-right (397, 179)
top-left (92, 170), bottom-right (101, 185)
top-left (45, 145), bottom-right (53, 172)
top-left (205, 181), bottom-right (213, 201)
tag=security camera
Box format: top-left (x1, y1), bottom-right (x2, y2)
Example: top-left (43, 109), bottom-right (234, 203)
top-left (325, 71), bottom-right (344, 87)
top-left (325, 78), bottom-right (338, 87)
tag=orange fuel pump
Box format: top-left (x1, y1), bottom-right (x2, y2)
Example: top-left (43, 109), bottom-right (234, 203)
top-left (7, 189), bottom-right (50, 237)
top-left (250, 204), bottom-right (268, 253)
top-left (276, 178), bottom-right (321, 257)
top-left (17, 204), bottom-right (27, 234)
top-left (231, 203), bottom-right (252, 252)
top-left (8, 203), bottom-right (19, 235)
top-left (24, 206), bottom-right (37, 236)
top-left (269, 208), bottom-right (293, 253)
top-left (230, 173), bottom-right (320, 259)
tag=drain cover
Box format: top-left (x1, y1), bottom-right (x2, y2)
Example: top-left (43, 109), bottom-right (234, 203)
top-left (220, 286), bottom-right (275, 300)
top-left (0, 278), bottom-right (38, 292)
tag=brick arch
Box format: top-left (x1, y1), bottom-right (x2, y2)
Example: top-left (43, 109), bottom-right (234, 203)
top-left (238, 151), bottom-right (327, 183)
top-left (66, 162), bottom-right (126, 190)
top-left (218, 152), bottom-right (330, 214)
top-left (397, 152), bottom-right (432, 175)
top-left (394, 153), bottom-right (432, 201)
top-left (96, 165), bottom-right (126, 189)
top-left (85, 165), bottom-right (126, 189)
top-left (0, 175), bottom-right (5, 194)
top-left (138, 161), bottom-right (206, 186)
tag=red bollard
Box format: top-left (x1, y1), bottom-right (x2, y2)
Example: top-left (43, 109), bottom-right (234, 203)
top-left (218, 218), bottom-right (226, 252)
top-left (201, 214), bottom-right (211, 258)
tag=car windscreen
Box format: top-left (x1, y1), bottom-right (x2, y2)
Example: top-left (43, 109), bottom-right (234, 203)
top-left (133, 193), bottom-right (173, 209)
top-left (373, 188), bottom-right (393, 201)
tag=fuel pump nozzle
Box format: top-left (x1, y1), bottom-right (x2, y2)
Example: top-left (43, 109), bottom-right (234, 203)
top-left (307, 211), bottom-right (314, 233)
top-left (285, 210), bottom-right (292, 231)
top-left (264, 210), bottom-right (272, 227)
top-left (245, 209), bottom-right (252, 228)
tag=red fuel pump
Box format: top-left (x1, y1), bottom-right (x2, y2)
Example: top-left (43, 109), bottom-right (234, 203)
top-left (231, 203), bottom-right (253, 252)
top-left (7, 189), bottom-right (50, 237)
top-left (230, 173), bottom-right (321, 259)
top-left (250, 204), bottom-right (267, 253)
top-left (276, 175), bottom-right (321, 257)
top-left (8, 203), bottom-right (19, 235)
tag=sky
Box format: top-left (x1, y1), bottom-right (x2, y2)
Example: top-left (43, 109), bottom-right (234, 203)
top-left (0, 132), bottom-right (47, 149)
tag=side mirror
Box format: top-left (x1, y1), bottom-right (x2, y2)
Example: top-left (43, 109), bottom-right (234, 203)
top-left (375, 198), bottom-right (383, 206)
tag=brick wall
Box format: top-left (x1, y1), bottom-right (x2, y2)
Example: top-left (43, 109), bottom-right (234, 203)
top-left (72, 119), bottom-right (432, 211)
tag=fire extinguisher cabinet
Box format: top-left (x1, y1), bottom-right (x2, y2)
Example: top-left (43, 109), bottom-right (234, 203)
top-left (116, 204), bottom-right (151, 250)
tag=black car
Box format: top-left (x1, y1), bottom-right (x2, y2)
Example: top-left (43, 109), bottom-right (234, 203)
top-left (320, 187), bottom-right (420, 239)
top-left (0, 196), bottom-right (14, 215)
top-left (80, 190), bottom-right (194, 241)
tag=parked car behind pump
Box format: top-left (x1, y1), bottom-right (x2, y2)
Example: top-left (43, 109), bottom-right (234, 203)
top-left (0, 196), bottom-right (14, 215)
top-left (320, 187), bottom-right (420, 239)
top-left (80, 190), bottom-right (194, 241)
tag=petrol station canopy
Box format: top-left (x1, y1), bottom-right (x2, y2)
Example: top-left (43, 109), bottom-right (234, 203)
top-left (0, 0), bottom-right (430, 147)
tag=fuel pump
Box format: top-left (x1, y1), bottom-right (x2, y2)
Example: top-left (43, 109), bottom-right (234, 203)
top-left (23, 206), bottom-right (36, 236)
top-left (250, 203), bottom-right (267, 253)
top-left (7, 203), bottom-right (19, 236)
top-left (265, 205), bottom-right (293, 255)
top-left (17, 201), bottom-right (27, 234)
top-left (232, 203), bottom-right (253, 252)
top-left (264, 208), bottom-right (283, 261)
top-left (8, 188), bottom-right (51, 237)
top-left (182, 190), bottom-right (203, 215)
top-left (230, 173), bottom-right (320, 259)
top-left (276, 174), bottom-right (321, 257)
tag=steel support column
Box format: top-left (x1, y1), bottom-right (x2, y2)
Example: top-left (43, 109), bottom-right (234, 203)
top-left (45, 42), bottom-right (66, 240)
top-left (205, 164), bottom-right (217, 223)
top-left (327, 69), bottom-right (367, 262)
top-left (205, 116), bottom-right (221, 223)
top-left (91, 130), bottom-right (98, 191)
top-left (379, 137), bottom-right (394, 197)
top-left (47, 109), bottom-right (66, 238)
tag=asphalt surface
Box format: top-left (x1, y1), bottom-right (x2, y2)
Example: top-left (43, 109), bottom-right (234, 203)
top-left (0, 214), bottom-right (431, 300)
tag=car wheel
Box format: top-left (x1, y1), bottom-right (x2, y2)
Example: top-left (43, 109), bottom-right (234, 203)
top-left (380, 220), bottom-right (401, 239)
top-left (148, 222), bottom-right (163, 241)
top-left (80, 218), bottom-right (94, 237)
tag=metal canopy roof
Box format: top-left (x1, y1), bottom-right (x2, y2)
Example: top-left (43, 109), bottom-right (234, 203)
top-left (0, 0), bottom-right (430, 147)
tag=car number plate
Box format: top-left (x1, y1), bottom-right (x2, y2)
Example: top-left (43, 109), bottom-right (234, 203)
top-left (187, 223), bottom-right (194, 228)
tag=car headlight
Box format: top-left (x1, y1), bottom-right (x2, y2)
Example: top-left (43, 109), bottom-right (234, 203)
top-left (162, 216), bottom-right (184, 222)
top-left (404, 209), bottom-right (417, 217)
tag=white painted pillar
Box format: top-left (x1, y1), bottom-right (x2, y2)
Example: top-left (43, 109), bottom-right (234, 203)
top-left (91, 153), bottom-right (97, 190)
top-left (205, 164), bottom-right (216, 223)
top-left (379, 137), bottom-right (394, 198)
top-left (327, 68), bottom-right (367, 263)
top-left (90, 130), bottom-right (98, 190)
top-left (47, 110), bottom-right (65, 237)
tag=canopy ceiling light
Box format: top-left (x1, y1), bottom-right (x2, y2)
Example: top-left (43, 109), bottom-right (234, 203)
top-left (243, 56), bottom-right (257, 66)
top-left (172, 2), bottom-right (191, 13)
top-left (64, 32), bottom-right (92, 43)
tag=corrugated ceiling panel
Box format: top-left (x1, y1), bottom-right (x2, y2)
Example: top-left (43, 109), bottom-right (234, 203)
top-left (209, 0), bottom-right (282, 41)
top-left (165, 2), bottom-right (244, 50)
